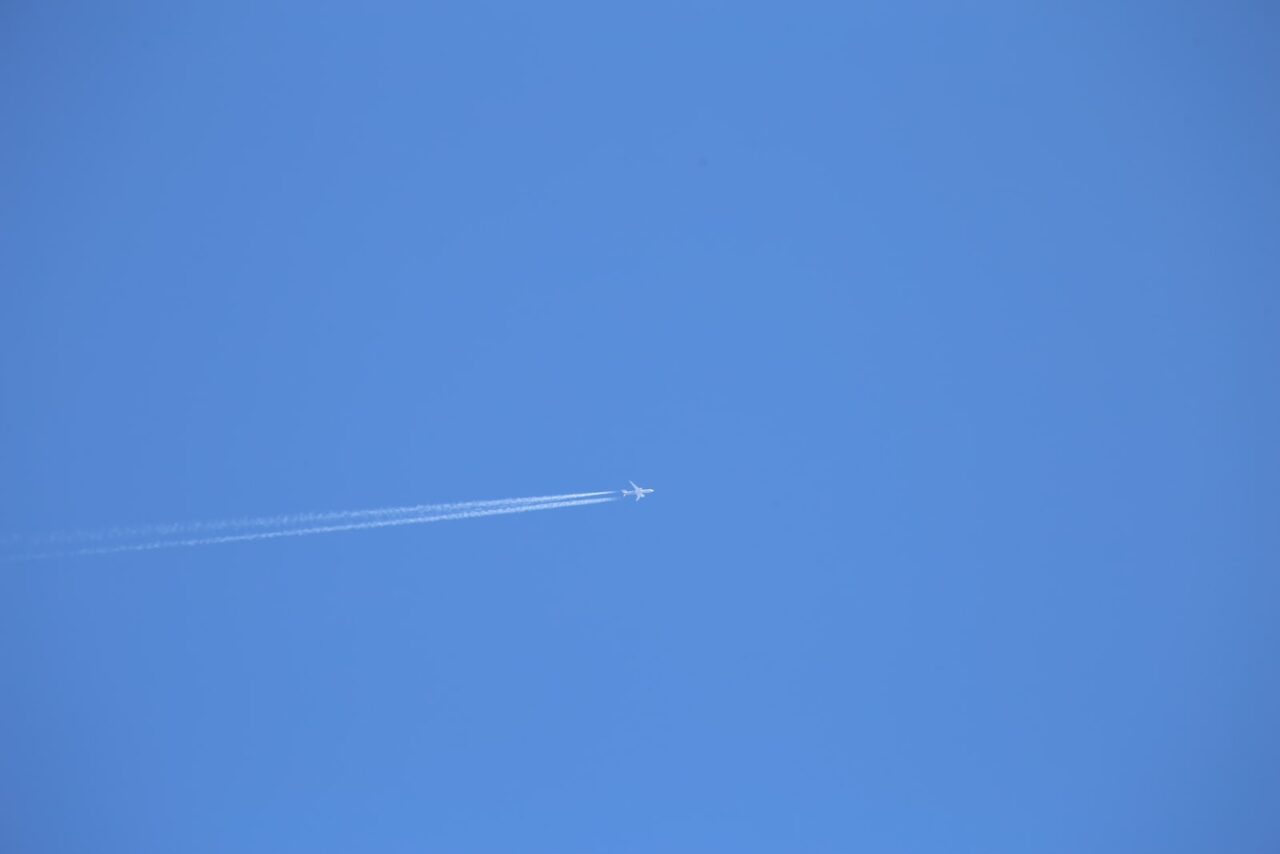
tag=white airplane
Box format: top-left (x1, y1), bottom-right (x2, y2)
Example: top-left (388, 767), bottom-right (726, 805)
top-left (621, 480), bottom-right (655, 502)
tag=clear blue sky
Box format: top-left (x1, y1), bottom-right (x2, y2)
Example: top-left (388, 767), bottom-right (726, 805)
top-left (2, 3), bottom-right (1277, 851)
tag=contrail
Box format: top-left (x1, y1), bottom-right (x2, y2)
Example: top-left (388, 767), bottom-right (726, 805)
top-left (20, 491), bottom-right (616, 546)
top-left (2, 496), bottom-right (617, 562)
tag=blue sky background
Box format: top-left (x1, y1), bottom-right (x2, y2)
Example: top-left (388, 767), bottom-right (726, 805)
top-left (1, 3), bottom-right (1277, 851)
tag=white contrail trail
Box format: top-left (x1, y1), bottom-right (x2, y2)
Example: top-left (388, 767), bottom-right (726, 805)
top-left (20, 491), bottom-right (617, 545)
top-left (3, 496), bottom-right (617, 562)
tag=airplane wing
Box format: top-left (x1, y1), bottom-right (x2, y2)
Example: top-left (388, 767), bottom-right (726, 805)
top-left (629, 480), bottom-right (639, 490)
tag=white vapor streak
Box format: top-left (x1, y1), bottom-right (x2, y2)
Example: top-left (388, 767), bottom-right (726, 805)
top-left (5, 496), bottom-right (617, 562)
top-left (25, 492), bottom-right (616, 545)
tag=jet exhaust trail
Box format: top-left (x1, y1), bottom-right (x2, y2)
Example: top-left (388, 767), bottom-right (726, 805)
top-left (2, 495), bottom-right (618, 562)
top-left (20, 491), bottom-right (617, 546)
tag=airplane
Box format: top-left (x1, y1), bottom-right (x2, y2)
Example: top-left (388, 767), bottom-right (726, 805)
top-left (621, 480), bottom-right (654, 502)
